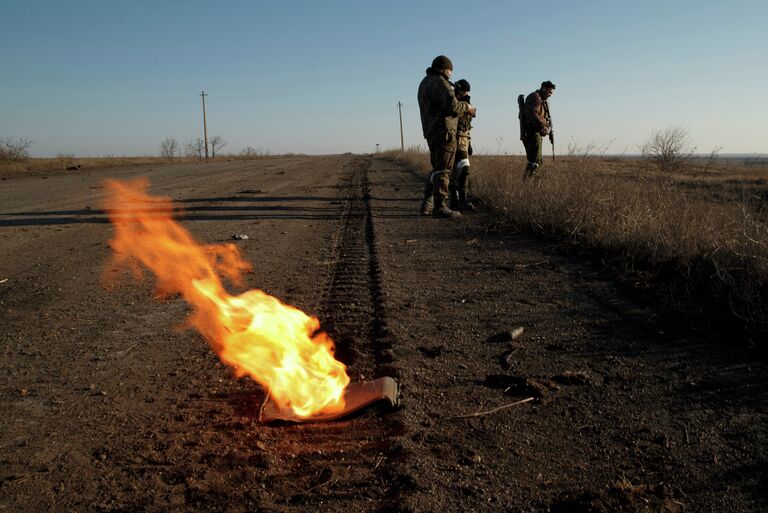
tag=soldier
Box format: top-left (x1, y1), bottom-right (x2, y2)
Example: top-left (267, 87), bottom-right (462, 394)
top-left (450, 79), bottom-right (475, 211)
top-left (417, 55), bottom-right (476, 217)
top-left (521, 80), bottom-right (555, 179)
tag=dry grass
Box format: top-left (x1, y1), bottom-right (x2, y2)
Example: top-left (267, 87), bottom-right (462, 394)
top-left (385, 149), bottom-right (768, 340)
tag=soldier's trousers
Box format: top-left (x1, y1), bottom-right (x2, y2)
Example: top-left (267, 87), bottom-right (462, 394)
top-left (424, 132), bottom-right (457, 206)
top-left (522, 132), bottom-right (543, 178)
top-left (451, 135), bottom-right (471, 203)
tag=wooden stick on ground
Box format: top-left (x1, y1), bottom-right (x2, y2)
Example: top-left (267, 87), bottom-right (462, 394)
top-left (449, 397), bottom-right (535, 419)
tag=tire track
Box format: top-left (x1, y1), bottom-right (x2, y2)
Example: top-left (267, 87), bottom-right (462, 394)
top-left (257, 156), bottom-right (407, 512)
top-left (320, 157), bottom-right (399, 382)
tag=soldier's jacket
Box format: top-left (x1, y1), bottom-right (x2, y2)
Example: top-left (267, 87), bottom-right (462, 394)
top-left (523, 90), bottom-right (551, 134)
top-left (418, 68), bottom-right (470, 140)
top-left (457, 95), bottom-right (473, 138)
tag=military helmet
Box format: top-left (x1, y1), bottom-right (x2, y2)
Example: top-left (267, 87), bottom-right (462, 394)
top-left (431, 55), bottom-right (453, 71)
top-left (455, 79), bottom-right (470, 92)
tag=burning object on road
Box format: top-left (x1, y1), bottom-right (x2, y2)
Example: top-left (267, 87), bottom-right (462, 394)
top-left (259, 376), bottom-right (399, 423)
top-left (102, 178), bottom-right (395, 423)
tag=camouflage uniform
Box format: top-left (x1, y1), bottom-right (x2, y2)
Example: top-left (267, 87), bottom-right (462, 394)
top-left (417, 64), bottom-right (471, 216)
top-left (521, 89), bottom-right (552, 178)
top-left (450, 93), bottom-right (474, 210)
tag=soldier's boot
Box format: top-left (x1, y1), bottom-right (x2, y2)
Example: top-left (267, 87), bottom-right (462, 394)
top-left (433, 199), bottom-right (461, 218)
top-left (523, 162), bottom-right (539, 180)
top-left (458, 194), bottom-right (475, 211)
top-left (420, 197), bottom-right (433, 216)
top-left (432, 171), bottom-right (461, 218)
top-left (420, 172), bottom-right (435, 215)
top-left (457, 164), bottom-right (475, 211)
top-left (448, 183), bottom-right (460, 210)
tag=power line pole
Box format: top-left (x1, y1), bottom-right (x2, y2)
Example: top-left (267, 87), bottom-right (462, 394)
top-left (200, 90), bottom-right (209, 159)
top-left (397, 101), bottom-right (404, 151)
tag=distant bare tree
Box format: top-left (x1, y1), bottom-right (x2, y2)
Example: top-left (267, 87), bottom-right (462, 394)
top-left (240, 146), bottom-right (260, 157)
top-left (704, 145), bottom-right (724, 173)
top-left (185, 137), bottom-right (205, 158)
top-left (210, 136), bottom-right (226, 158)
top-left (640, 126), bottom-right (696, 172)
top-left (160, 137), bottom-right (179, 160)
top-left (195, 137), bottom-right (206, 158)
top-left (567, 138), bottom-right (616, 159)
top-left (0, 137), bottom-right (33, 161)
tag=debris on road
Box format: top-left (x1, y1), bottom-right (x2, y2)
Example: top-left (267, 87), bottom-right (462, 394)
top-left (551, 370), bottom-right (598, 386)
top-left (449, 397), bottom-right (534, 419)
top-left (259, 376), bottom-right (400, 423)
top-left (486, 327), bottom-right (524, 343)
top-left (231, 234), bottom-right (249, 240)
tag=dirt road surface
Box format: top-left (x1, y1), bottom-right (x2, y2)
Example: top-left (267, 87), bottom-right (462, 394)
top-left (1, 155), bottom-right (766, 512)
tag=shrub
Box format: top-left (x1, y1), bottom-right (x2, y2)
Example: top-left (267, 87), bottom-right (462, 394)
top-left (640, 126), bottom-right (695, 172)
top-left (0, 137), bottom-right (33, 161)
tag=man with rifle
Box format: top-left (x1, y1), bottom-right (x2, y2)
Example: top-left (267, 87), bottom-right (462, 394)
top-left (519, 80), bottom-right (555, 179)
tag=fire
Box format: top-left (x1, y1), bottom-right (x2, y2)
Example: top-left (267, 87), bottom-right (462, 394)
top-left (101, 178), bottom-right (349, 418)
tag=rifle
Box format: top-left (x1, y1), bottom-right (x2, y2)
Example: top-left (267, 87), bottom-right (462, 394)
top-left (544, 99), bottom-right (555, 161)
top-left (550, 131), bottom-right (555, 161)
top-left (517, 94), bottom-right (525, 141)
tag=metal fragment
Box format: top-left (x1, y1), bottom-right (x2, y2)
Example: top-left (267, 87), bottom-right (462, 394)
top-left (259, 376), bottom-right (399, 424)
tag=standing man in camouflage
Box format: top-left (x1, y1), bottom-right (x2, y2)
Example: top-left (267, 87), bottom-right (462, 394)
top-left (450, 79), bottom-right (475, 211)
top-left (418, 55), bottom-right (476, 217)
top-left (520, 80), bottom-right (555, 179)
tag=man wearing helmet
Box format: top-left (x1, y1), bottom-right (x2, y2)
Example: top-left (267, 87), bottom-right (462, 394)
top-left (417, 55), bottom-right (477, 217)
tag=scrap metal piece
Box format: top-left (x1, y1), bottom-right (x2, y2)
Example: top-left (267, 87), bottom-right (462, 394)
top-left (259, 376), bottom-right (400, 424)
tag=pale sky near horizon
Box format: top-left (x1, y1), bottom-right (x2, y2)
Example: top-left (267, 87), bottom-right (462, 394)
top-left (1, 0), bottom-right (766, 157)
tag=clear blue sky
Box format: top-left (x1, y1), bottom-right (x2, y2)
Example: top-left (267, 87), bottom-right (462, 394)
top-left (1, 0), bottom-right (766, 157)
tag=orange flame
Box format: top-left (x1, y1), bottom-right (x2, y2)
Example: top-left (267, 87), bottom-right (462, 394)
top-left (102, 178), bottom-right (349, 417)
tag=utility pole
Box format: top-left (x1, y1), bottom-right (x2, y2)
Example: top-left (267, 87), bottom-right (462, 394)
top-left (397, 101), bottom-right (404, 151)
top-left (200, 90), bottom-right (209, 159)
